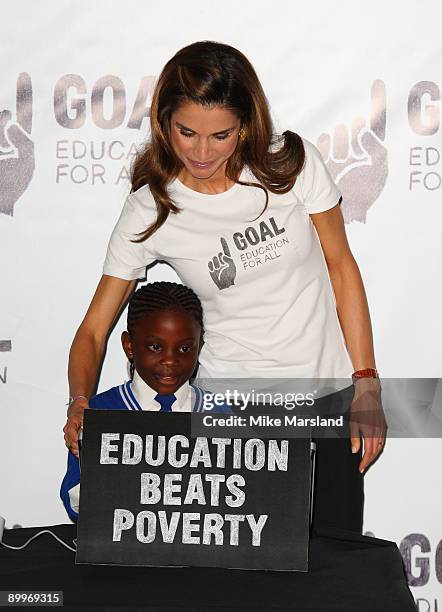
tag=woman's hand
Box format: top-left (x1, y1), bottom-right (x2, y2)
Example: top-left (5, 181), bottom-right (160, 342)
top-left (65, 275), bottom-right (136, 456)
top-left (350, 378), bottom-right (387, 474)
top-left (63, 397), bottom-right (89, 458)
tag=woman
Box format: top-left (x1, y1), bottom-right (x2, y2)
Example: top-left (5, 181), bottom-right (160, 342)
top-left (64, 41), bottom-right (386, 533)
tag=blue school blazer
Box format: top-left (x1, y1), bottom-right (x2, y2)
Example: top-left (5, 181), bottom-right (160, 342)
top-left (60, 382), bottom-right (231, 521)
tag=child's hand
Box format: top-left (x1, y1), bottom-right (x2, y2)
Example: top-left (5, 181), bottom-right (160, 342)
top-left (63, 398), bottom-right (88, 458)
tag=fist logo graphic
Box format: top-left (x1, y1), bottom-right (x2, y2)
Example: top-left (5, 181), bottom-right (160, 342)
top-left (0, 73), bottom-right (35, 216)
top-left (317, 80), bottom-right (388, 224)
top-left (208, 238), bottom-right (236, 290)
top-left (0, 340), bottom-right (12, 352)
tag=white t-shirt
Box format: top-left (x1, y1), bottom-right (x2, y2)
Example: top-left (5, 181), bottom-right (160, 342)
top-left (103, 138), bottom-right (354, 382)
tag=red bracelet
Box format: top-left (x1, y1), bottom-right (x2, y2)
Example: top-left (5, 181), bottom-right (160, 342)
top-left (352, 368), bottom-right (379, 383)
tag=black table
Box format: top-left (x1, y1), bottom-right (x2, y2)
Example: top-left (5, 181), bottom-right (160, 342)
top-left (0, 524), bottom-right (416, 611)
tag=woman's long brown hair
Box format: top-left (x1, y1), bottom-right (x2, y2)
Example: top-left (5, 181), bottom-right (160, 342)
top-left (130, 41), bottom-right (305, 242)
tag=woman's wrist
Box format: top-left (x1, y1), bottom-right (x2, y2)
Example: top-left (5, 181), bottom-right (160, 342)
top-left (352, 368), bottom-right (381, 396)
top-left (66, 395), bottom-right (89, 417)
top-left (352, 375), bottom-right (381, 398)
top-left (67, 394), bottom-right (89, 407)
top-left (352, 368), bottom-right (379, 383)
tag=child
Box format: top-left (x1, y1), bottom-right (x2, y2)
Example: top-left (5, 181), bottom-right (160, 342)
top-left (60, 281), bottom-right (230, 521)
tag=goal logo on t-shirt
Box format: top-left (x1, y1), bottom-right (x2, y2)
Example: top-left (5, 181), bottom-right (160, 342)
top-left (207, 217), bottom-right (287, 290)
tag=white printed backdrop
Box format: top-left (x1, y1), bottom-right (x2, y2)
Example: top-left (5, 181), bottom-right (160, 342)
top-left (0, 0), bottom-right (441, 606)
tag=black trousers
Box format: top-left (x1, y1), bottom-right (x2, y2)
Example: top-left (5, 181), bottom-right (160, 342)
top-left (238, 384), bottom-right (364, 534)
top-left (311, 384), bottom-right (364, 533)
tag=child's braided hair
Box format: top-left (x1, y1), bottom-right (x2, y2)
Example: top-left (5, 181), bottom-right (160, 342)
top-left (127, 281), bottom-right (204, 335)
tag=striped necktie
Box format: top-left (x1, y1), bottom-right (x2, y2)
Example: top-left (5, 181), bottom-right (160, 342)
top-left (154, 393), bottom-right (177, 412)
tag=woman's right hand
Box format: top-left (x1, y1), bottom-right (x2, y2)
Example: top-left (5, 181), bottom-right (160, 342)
top-left (63, 397), bottom-right (89, 458)
top-left (65, 275), bottom-right (136, 457)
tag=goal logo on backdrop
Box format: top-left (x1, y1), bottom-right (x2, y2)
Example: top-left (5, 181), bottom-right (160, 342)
top-left (3, 73), bottom-right (440, 223)
top-left (0, 73), bottom-right (34, 217)
top-left (4, 72), bottom-right (389, 218)
top-left (366, 528), bottom-right (441, 610)
top-left (317, 80), bottom-right (388, 224)
top-left (53, 74), bottom-right (155, 186)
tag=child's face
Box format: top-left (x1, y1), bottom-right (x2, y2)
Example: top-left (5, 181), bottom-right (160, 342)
top-left (121, 308), bottom-right (202, 395)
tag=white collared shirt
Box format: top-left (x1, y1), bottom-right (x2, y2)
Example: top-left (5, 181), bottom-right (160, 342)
top-left (128, 370), bottom-right (192, 412)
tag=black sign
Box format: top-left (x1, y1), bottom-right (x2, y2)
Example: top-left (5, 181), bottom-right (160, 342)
top-left (76, 411), bottom-right (312, 571)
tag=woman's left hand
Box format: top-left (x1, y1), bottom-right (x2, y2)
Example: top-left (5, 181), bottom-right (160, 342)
top-left (350, 377), bottom-right (387, 474)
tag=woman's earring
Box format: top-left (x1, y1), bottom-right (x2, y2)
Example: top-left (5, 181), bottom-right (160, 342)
top-left (239, 128), bottom-right (246, 142)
